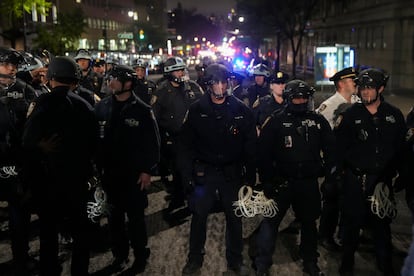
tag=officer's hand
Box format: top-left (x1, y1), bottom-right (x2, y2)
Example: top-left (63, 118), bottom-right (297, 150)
top-left (38, 134), bottom-right (61, 153)
top-left (393, 174), bottom-right (407, 193)
top-left (138, 172), bottom-right (151, 191)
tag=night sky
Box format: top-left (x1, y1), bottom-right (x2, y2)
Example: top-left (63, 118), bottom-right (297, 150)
top-left (166, 0), bottom-right (236, 16)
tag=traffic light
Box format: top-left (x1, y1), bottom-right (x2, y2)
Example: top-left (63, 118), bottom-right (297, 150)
top-left (139, 29), bottom-right (145, 40)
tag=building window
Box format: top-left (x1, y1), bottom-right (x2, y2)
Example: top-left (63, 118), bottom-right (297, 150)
top-left (373, 26), bottom-right (384, 49)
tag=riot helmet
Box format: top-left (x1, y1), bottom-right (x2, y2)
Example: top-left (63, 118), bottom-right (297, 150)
top-left (132, 58), bottom-right (148, 69)
top-left (283, 80), bottom-right (315, 113)
top-left (163, 56), bottom-right (186, 83)
top-left (0, 47), bottom-right (24, 66)
top-left (18, 52), bottom-right (45, 72)
top-left (252, 63), bottom-right (271, 78)
top-left (203, 63), bottom-right (232, 100)
top-left (355, 68), bottom-right (389, 105)
top-left (74, 49), bottom-right (92, 61)
top-left (46, 56), bottom-right (81, 84)
top-left (132, 59), bottom-right (148, 79)
top-left (195, 64), bottom-right (206, 72)
top-left (107, 64), bottom-right (137, 95)
top-left (355, 68), bottom-right (388, 90)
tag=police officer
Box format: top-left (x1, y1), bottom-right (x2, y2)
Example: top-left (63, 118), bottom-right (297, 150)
top-left (316, 67), bottom-right (359, 128)
top-left (254, 80), bottom-right (335, 276)
top-left (151, 56), bottom-right (203, 213)
top-left (92, 57), bottom-right (106, 76)
top-left (17, 51), bottom-right (50, 96)
top-left (132, 58), bottom-right (156, 104)
top-left (246, 63), bottom-right (271, 107)
top-left (74, 49), bottom-right (101, 98)
top-left (335, 68), bottom-right (405, 275)
top-left (0, 47), bottom-right (37, 275)
top-left (252, 71), bottom-right (289, 131)
top-left (22, 56), bottom-right (97, 275)
top-left (94, 64), bottom-right (160, 274)
top-left (195, 63), bottom-right (207, 92)
top-left (231, 69), bottom-right (249, 106)
top-left (316, 67), bottom-right (358, 251)
top-left (177, 63), bottom-right (256, 276)
top-left (396, 109), bottom-right (414, 276)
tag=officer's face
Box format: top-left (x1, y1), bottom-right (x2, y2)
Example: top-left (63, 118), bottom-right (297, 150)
top-left (135, 67), bottom-right (146, 79)
top-left (77, 59), bottom-right (90, 71)
top-left (0, 62), bottom-right (17, 86)
top-left (109, 77), bottom-right (131, 93)
top-left (270, 82), bottom-right (286, 97)
top-left (291, 96), bottom-right (309, 105)
top-left (171, 69), bottom-right (184, 79)
top-left (359, 86), bottom-right (379, 104)
top-left (93, 64), bottom-right (105, 75)
top-left (254, 75), bottom-right (265, 86)
top-left (340, 78), bottom-right (356, 94)
top-left (209, 79), bottom-right (229, 103)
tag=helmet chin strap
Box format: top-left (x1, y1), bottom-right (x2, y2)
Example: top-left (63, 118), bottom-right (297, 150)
top-left (212, 90), bottom-right (225, 100)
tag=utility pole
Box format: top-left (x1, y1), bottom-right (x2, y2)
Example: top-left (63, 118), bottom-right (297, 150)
top-left (22, 0), bottom-right (27, 51)
top-left (104, 0), bottom-right (109, 56)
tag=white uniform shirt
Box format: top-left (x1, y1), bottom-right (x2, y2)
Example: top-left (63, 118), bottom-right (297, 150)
top-left (316, 92), bottom-right (359, 129)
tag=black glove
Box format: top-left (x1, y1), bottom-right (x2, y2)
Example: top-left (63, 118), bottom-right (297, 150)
top-left (183, 179), bottom-right (195, 196)
top-left (263, 181), bottom-right (277, 199)
top-left (394, 174), bottom-right (408, 193)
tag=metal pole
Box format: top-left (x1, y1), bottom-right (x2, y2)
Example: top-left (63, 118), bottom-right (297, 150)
top-left (22, 0), bottom-right (27, 51)
top-left (104, 0), bottom-right (109, 55)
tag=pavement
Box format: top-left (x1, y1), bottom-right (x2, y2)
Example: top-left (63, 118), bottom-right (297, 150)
top-left (0, 176), bottom-right (412, 276)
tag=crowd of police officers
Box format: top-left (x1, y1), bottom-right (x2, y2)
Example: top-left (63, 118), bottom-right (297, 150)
top-left (0, 45), bottom-right (414, 276)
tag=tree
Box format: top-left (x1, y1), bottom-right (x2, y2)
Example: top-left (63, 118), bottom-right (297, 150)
top-left (33, 7), bottom-right (87, 55)
top-left (169, 3), bottom-right (222, 45)
top-left (236, 0), bottom-right (318, 77)
top-left (0, 0), bottom-right (52, 48)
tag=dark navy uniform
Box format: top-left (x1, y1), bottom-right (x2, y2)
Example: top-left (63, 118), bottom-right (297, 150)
top-left (152, 79), bottom-right (203, 208)
top-left (246, 63), bottom-right (271, 108)
top-left (254, 80), bottom-right (334, 276)
top-left (80, 69), bottom-right (101, 98)
top-left (0, 77), bottom-right (37, 274)
top-left (335, 100), bottom-right (406, 273)
top-left (23, 85), bottom-right (96, 275)
top-left (397, 108), bottom-right (414, 275)
top-left (73, 85), bottom-right (96, 107)
top-left (134, 78), bottom-right (156, 105)
top-left (95, 93), bottom-right (160, 269)
top-left (252, 94), bottom-right (285, 128)
top-left (177, 93), bottom-right (257, 272)
top-left (246, 82), bottom-right (270, 108)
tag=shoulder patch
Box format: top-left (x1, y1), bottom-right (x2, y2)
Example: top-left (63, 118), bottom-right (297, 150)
top-left (334, 115), bottom-right (343, 128)
top-left (317, 104), bottom-right (327, 113)
top-left (26, 102), bottom-right (36, 118)
top-left (406, 128), bottom-right (414, 142)
top-left (252, 99), bottom-right (260, 109)
top-left (150, 95), bottom-right (157, 105)
top-left (182, 110), bottom-right (189, 124)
